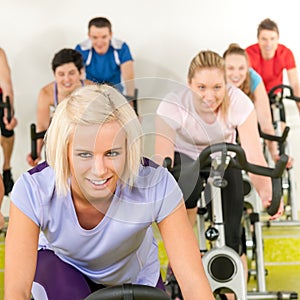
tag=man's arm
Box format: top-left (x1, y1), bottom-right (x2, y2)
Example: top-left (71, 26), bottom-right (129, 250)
top-left (0, 48), bottom-right (17, 131)
top-left (287, 67), bottom-right (300, 112)
top-left (0, 48), bottom-right (14, 104)
top-left (120, 60), bottom-right (134, 96)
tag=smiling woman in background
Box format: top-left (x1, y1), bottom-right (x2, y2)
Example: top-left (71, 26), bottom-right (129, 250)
top-left (26, 48), bottom-right (94, 166)
top-left (223, 43), bottom-right (281, 164)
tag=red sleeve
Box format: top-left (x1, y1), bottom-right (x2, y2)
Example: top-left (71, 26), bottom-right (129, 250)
top-left (277, 45), bottom-right (296, 70)
top-left (245, 44), bottom-right (261, 70)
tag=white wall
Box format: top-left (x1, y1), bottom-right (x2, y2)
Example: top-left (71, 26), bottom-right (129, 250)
top-left (0, 0), bottom-right (300, 215)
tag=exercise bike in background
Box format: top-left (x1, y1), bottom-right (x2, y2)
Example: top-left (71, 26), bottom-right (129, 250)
top-left (264, 84), bottom-right (300, 222)
top-left (164, 143), bottom-right (297, 299)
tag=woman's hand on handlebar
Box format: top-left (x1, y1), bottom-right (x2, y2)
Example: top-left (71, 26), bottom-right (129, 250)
top-left (273, 153), bottom-right (293, 169)
top-left (26, 153), bottom-right (41, 167)
top-left (262, 197), bottom-right (284, 220)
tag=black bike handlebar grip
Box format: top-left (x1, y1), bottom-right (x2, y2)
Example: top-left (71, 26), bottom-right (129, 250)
top-left (198, 143), bottom-right (288, 178)
top-left (162, 143), bottom-right (287, 217)
top-left (163, 157), bottom-right (172, 169)
top-left (268, 84), bottom-right (300, 102)
top-left (267, 177), bottom-right (282, 216)
top-left (31, 123), bottom-right (38, 160)
top-left (125, 88), bottom-right (138, 115)
top-left (268, 84), bottom-right (292, 99)
top-left (133, 88), bottom-right (138, 115)
top-left (285, 94), bottom-right (300, 102)
top-left (5, 96), bottom-right (11, 123)
top-left (271, 154), bottom-right (289, 178)
top-left (259, 126), bottom-right (290, 144)
top-left (84, 284), bottom-right (171, 300)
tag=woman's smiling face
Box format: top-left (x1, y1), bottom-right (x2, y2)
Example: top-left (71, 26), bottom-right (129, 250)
top-left (189, 68), bottom-right (226, 113)
top-left (224, 53), bottom-right (248, 88)
top-left (68, 120), bottom-right (126, 204)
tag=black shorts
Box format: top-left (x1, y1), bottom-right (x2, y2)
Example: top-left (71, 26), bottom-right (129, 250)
top-left (0, 93), bottom-right (14, 138)
top-left (172, 151), bottom-right (244, 254)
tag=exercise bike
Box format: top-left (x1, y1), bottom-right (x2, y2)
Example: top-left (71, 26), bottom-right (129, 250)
top-left (241, 160), bottom-right (298, 299)
top-left (164, 143), bottom-right (289, 299)
top-left (266, 84), bottom-right (300, 221)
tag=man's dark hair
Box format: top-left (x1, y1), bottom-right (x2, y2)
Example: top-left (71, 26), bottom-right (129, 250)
top-left (257, 18), bottom-right (279, 37)
top-left (52, 48), bottom-right (83, 72)
top-left (88, 17), bottom-right (112, 32)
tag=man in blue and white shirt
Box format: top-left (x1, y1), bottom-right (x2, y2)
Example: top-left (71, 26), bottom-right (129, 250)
top-left (75, 17), bottom-right (134, 95)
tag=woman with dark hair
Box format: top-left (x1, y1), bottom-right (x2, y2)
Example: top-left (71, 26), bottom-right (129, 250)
top-left (26, 48), bottom-right (94, 166)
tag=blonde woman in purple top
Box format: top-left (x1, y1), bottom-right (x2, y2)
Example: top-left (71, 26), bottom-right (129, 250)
top-left (5, 84), bottom-right (214, 300)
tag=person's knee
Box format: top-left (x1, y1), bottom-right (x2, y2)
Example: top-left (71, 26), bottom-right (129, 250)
top-left (1, 128), bottom-right (14, 139)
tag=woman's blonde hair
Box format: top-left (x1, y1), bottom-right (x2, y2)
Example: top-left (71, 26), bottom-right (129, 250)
top-left (45, 84), bottom-right (143, 196)
top-left (187, 50), bottom-right (230, 119)
top-left (223, 43), bottom-right (254, 101)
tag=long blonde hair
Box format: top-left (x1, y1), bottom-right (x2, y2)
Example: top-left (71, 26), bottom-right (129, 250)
top-left (45, 84), bottom-right (143, 196)
top-left (187, 50), bottom-right (230, 119)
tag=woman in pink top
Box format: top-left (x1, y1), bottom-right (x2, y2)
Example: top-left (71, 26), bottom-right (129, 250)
top-left (155, 50), bottom-right (284, 297)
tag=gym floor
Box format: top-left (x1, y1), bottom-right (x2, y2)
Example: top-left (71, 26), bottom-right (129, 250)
top-left (0, 203), bottom-right (299, 299)
top-left (154, 220), bottom-right (300, 299)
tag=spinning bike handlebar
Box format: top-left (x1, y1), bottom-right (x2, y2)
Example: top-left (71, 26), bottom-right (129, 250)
top-left (30, 123), bottom-right (46, 160)
top-left (125, 88), bottom-right (138, 115)
top-left (0, 96), bottom-right (12, 123)
top-left (199, 143), bottom-right (287, 178)
top-left (259, 126), bottom-right (290, 144)
top-left (164, 143), bottom-right (288, 216)
top-left (268, 84), bottom-right (300, 103)
top-left (84, 283), bottom-right (171, 300)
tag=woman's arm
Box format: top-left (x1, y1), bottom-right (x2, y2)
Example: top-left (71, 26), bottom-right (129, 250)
top-left (253, 81), bottom-right (279, 161)
top-left (253, 82), bottom-right (293, 168)
top-left (238, 110), bottom-right (283, 219)
top-left (4, 202), bottom-right (39, 300)
top-left (158, 202), bottom-right (214, 300)
top-left (154, 115), bottom-right (176, 165)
